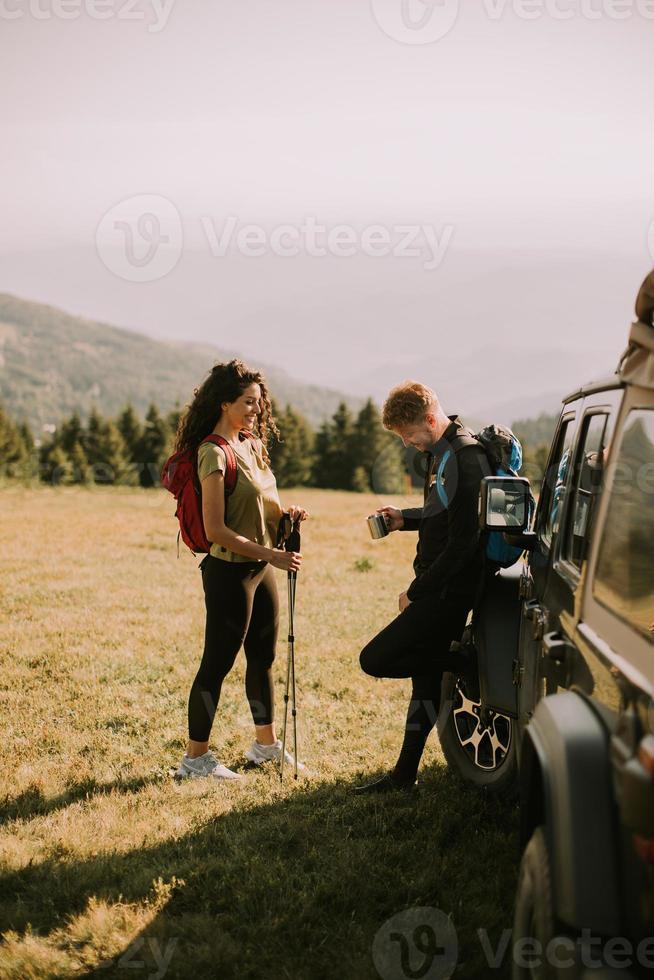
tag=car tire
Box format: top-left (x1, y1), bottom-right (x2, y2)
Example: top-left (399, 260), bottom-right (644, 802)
top-left (439, 670), bottom-right (518, 796)
top-left (512, 826), bottom-right (581, 980)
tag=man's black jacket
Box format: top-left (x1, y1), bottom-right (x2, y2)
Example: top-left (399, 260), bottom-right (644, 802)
top-left (401, 415), bottom-right (490, 603)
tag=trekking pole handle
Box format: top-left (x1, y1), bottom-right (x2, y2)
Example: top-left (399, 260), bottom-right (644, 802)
top-left (277, 512), bottom-right (301, 554)
top-left (286, 519), bottom-right (301, 554)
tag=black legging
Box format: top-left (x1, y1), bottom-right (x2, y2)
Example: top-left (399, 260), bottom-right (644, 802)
top-left (188, 555), bottom-right (279, 742)
top-left (360, 594), bottom-right (472, 782)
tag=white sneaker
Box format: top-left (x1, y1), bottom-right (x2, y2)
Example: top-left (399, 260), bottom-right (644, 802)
top-left (174, 750), bottom-right (244, 781)
top-left (245, 738), bottom-right (306, 771)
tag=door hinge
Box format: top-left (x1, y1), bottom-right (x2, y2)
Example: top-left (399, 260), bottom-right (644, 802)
top-left (519, 572), bottom-right (533, 600)
top-left (533, 609), bottom-right (547, 641)
top-left (512, 658), bottom-right (524, 687)
top-left (523, 599), bottom-right (547, 640)
top-left (524, 599), bottom-right (540, 620)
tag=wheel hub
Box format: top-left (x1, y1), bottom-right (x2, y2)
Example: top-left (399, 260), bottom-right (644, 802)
top-left (452, 681), bottom-right (512, 771)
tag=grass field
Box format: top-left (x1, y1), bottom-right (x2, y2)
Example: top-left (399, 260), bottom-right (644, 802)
top-left (0, 486), bottom-right (519, 979)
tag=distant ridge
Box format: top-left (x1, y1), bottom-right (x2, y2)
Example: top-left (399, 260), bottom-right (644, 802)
top-left (0, 293), bottom-right (359, 433)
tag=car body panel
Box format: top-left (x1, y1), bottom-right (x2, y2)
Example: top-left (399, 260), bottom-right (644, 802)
top-left (521, 691), bottom-right (621, 935)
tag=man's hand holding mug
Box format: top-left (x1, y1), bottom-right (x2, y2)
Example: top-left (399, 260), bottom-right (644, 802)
top-left (376, 506), bottom-right (404, 532)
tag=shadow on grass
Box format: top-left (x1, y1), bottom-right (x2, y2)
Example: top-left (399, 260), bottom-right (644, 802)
top-left (0, 774), bottom-right (162, 824)
top-left (1, 766), bottom-right (519, 980)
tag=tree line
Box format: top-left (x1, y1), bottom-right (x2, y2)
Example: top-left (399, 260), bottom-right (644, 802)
top-left (1, 400), bottom-right (553, 492)
top-left (0, 399), bottom-right (409, 492)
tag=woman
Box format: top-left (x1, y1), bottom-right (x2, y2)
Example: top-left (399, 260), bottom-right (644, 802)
top-left (173, 359), bottom-right (308, 780)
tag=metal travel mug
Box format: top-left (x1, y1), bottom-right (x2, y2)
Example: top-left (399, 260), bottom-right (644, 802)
top-left (367, 513), bottom-right (390, 540)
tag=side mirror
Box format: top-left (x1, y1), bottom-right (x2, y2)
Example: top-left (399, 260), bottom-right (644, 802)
top-left (479, 476), bottom-right (531, 533)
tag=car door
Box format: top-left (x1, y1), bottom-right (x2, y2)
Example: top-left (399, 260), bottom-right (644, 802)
top-left (540, 388), bottom-right (623, 695)
top-left (578, 390), bottom-right (654, 940)
top-left (516, 403), bottom-right (579, 752)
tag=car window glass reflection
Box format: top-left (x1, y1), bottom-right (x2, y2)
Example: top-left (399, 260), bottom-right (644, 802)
top-left (594, 409), bottom-right (654, 643)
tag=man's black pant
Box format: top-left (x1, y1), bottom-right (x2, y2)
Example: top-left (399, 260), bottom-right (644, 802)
top-left (360, 594), bottom-right (472, 782)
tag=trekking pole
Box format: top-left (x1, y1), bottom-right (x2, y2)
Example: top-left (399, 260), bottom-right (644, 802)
top-left (279, 515), bottom-right (301, 783)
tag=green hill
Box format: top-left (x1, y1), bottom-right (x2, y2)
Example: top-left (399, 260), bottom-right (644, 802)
top-left (0, 293), bottom-right (358, 435)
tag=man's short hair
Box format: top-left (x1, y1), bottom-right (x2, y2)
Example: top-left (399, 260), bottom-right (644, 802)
top-left (382, 381), bottom-right (440, 430)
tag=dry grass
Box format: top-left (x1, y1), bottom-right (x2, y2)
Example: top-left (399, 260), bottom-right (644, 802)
top-left (0, 486), bottom-right (518, 979)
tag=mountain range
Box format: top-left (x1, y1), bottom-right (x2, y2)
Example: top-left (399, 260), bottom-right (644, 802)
top-left (0, 293), bottom-right (359, 435)
top-left (0, 289), bottom-right (623, 439)
top-left (342, 345), bottom-right (619, 427)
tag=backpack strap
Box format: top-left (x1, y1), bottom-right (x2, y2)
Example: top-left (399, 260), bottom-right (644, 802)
top-left (434, 430), bottom-right (484, 509)
top-left (448, 430), bottom-right (481, 454)
top-left (199, 435), bottom-right (239, 495)
top-left (199, 430), bottom-right (259, 496)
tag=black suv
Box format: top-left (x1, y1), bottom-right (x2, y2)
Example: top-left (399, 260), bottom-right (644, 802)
top-left (439, 271), bottom-right (654, 977)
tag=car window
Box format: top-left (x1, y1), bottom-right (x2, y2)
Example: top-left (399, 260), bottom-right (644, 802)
top-left (594, 409), bottom-right (654, 644)
top-left (540, 418), bottom-right (575, 549)
top-left (562, 413), bottom-right (611, 570)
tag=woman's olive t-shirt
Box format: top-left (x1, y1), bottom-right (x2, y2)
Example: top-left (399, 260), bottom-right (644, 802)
top-left (197, 436), bottom-right (283, 562)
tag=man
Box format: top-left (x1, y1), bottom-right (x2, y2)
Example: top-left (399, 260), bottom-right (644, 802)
top-left (356, 381), bottom-right (489, 793)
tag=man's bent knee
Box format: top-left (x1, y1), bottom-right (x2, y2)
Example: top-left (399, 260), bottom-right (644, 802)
top-left (360, 641), bottom-right (383, 678)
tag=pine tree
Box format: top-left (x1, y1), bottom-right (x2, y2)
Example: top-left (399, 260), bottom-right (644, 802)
top-left (351, 465), bottom-right (371, 493)
top-left (311, 421), bottom-right (332, 488)
top-left (312, 402), bottom-right (355, 489)
top-left (135, 403), bottom-right (170, 487)
top-left (37, 411), bottom-right (88, 485)
top-left (323, 402), bottom-right (356, 490)
top-left (167, 402), bottom-right (182, 440)
top-left (0, 404), bottom-right (29, 478)
top-left (48, 445), bottom-right (73, 485)
top-left (68, 439), bottom-right (91, 484)
top-left (116, 403), bottom-right (142, 461)
top-left (101, 420), bottom-right (131, 484)
top-left (84, 406), bottom-right (105, 467)
top-left (82, 407), bottom-right (130, 484)
top-left (18, 421), bottom-right (34, 454)
top-left (58, 412), bottom-right (85, 456)
top-left (268, 404), bottom-right (315, 488)
top-left (348, 399), bottom-right (406, 494)
top-left (15, 420), bottom-right (37, 482)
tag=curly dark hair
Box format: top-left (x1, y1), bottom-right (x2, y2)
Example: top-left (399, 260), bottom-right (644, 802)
top-left (173, 359), bottom-right (280, 458)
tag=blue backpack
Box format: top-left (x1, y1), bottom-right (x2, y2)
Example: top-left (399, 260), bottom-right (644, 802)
top-left (435, 424), bottom-right (535, 568)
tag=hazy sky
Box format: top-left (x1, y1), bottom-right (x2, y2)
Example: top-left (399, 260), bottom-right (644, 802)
top-left (1, 0), bottom-right (653, 394)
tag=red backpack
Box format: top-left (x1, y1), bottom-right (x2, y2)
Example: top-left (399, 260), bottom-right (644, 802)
top-left (161, 431), bottom-right (255, 556)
